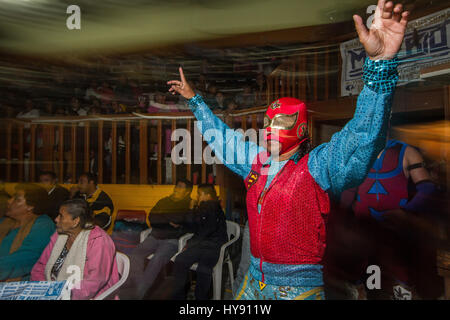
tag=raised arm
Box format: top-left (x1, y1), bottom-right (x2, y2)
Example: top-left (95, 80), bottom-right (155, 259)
top-left (168, 68), bottom-right (263, 179)
top-left (308, 0), bottom-right (409, 198)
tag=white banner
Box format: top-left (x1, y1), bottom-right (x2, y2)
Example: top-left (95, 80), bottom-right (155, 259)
top-left (340, 8), bottom-right (450, 96)
top-left (0, 281), bottom-right (69, 300)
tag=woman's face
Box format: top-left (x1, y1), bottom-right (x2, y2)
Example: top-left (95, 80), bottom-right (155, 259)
top-left (7, 190), bottom-right (32, 219)
top-left (55, 206), bottom-right (79, 234)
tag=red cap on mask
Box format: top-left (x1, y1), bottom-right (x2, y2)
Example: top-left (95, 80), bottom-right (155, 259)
top-left (263, 97), bottom-right (308, 155)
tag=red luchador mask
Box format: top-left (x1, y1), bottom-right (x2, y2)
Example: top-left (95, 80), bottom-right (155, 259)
top-left (263, 97), bottom-right (308, 155)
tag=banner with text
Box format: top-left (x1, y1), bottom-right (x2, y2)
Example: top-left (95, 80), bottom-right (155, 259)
top-left (340, 8), bottom-right (450, 96)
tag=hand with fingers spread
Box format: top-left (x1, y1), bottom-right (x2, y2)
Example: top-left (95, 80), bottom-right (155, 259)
top-left (353, 0), bottom-right (409, 60)
top-left (167, 67), bottom-right (196, 100)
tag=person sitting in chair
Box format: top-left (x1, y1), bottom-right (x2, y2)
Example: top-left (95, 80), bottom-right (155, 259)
top-left (0, 183), bottom-right (55, 282)
top-left (31, 199), bottom-right (119, 300)
top-left (171, 184), bottom-right (228, 300)
top-left (120, 179), bottom-right (193, 300)
top-left (70, 173), bottom-right (114, 230)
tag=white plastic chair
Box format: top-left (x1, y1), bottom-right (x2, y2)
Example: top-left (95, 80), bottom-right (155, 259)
top-left (174, 220), bottom-right (240, 300)
top-left (94, 252), bottom-right (130, 300)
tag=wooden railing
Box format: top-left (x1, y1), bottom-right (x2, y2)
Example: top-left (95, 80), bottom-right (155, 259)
top-left (0, 108), bottom-right (266, 185)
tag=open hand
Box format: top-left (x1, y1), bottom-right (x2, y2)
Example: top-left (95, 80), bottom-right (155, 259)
top-left (353, 0), bottom-right (409, 60)
top-left (167, 67), bottom-right (196, 99)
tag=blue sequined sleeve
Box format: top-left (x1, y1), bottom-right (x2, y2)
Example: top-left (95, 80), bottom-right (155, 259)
top-left (187, 95), bottom-right (264, 179)
top-left (308, 58), bottom-right (399, 198)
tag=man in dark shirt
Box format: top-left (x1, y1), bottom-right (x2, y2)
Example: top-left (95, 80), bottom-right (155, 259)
top-left (69, 172), bottom-right (114, 230)
top-left (121, 179), bottom-right (193, 300)
top-left (172, 184), bottom-right (228, 300)
top-left (38, 171), bottom-right (70, 220)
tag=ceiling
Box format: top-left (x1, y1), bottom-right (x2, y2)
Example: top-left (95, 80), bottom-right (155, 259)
top-left (0, 0), bottom-right (377, 55)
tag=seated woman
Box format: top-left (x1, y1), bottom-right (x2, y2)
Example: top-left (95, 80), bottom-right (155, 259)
top-left (0, 183), bottom-right (55, 282)
top-left (31, 199), bottom-right (119, 300)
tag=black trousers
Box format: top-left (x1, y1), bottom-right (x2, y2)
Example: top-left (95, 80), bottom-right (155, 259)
top-left (172, 245), bottom-right (221, 300)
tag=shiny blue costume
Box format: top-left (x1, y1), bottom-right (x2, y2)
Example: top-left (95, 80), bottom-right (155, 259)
top-left (187, 58), bottom-right (399, 299)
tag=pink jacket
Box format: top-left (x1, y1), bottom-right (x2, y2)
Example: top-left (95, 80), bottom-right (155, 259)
top-left (31, 226), bottom-right (120, 300)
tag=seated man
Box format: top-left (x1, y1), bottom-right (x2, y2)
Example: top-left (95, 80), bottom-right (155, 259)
top-left (70, 173), bottom-right (114, 230)
top-left (172, 184), bottom-right (228, 300)
top-left (120, 178), bottom-right (193, 300)
top-left (31, 199), bottom-right (119, 300)
top-left (39, 171), bottom-right (70, 220)
top-left (0, 183), bottom-right (55, 281)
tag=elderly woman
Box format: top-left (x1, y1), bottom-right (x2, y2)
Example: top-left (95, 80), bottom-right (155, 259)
top-left (0, 183), bottom-right (55, 281)
top-left (31, 199), bottom-right (119, 300)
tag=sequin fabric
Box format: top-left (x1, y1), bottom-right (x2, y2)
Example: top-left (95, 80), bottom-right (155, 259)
top-left (363, 57), bottom-right (399, 94)
top-left (248, 255), bottom-right (323, 287)
top-left (235, 271), bottom-right (325, 300)
top-left (188, 95), bottom-right (262, 179)
top-left (244, 153), bottom-right (329, 266)
top-left (308, 58), bottom-right (398, 198)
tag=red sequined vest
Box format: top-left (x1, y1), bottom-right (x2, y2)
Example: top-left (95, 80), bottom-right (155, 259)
top-left (244, 152), bottom-right (330, 265)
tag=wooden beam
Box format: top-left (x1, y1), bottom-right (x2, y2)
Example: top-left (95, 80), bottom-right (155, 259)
top-left (98, 121), bottom-right (103, 184)
top-left (157, 120), bottom-right (162, 184)
top-left (292, 60), bottom-right (296, 98)
top-left (139, 120), bottom-right (148, 184)
top-left (125, 121), bottom-right (131, 184)
top-left (251, 114), bottom-right (257, 131)
top-left (111, 121), bottom-right (117, 184)
top-left (201, 141), bottom-right (206, 184)
top-left (325, 48), bottom-right (330, 101)
top-left (313, 52), bottom-right (318, 101)
top-left (171, 120), bottom-right (177, 184)
top-left (186, 119), bottom-right (192, 181)
top-left (267, 76), bottom-right (273, 103)
top-left (241, 115), bottom-right (247, 131)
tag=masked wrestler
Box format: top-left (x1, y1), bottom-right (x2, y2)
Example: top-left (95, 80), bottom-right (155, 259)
top-left (349, 139), bottom-right (441, 299)
top-left (168, 0), bottom-right (409, 300)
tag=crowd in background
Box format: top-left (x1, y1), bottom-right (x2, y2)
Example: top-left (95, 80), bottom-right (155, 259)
top-left (0, 71), bottom-right (268, 119)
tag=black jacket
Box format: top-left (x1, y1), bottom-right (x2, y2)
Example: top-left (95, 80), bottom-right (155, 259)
top-left (47, 185), bottom-right (70, 220)
top-left (149, 196), bottom-right (191, 239)
top-left (184, 200), bottom-right (228, 249)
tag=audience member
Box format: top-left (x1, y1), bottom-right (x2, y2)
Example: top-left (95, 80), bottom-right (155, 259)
top-left (172, 184), bottom-right (227, 300)
top-left (39, 171), bottom-right (70, 221)
top-left (70, 173), bottom-right (114, 230)
top-left (31, 199), bottom-right (119, 300)
top-left (0, 183), bottom-right (55, 281)
top-left (254, 72), bottom-right (267, 106)
top-left (215, 92), bottom-right (226, 111)
top-left (40, 98), bottom-right (55, 117)
top-left (98, 81), bottom-right (115, 104)
top-left (120, 179), bottom-right (193, 300)
top-left (85, 80), bottom-right (101, 101)
top-left (67, 97), bottom-right (87, 116)
top-left (114, 75), bottom-right (135, 106)
top-left (16, 99), bottom-right (40, 119)
top-left (235, 85), bottom-right (256, 109)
